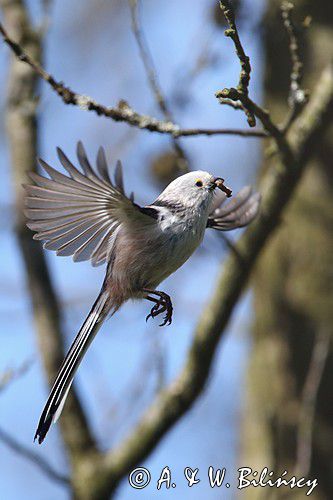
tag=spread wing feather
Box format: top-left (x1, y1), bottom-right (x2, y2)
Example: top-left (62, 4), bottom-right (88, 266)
top-left (24, 142), bottom-right (154, 266)
top-left (208, 186), bottom-right (261, 231)
top-left (96, 146), bottom-right (112, 184)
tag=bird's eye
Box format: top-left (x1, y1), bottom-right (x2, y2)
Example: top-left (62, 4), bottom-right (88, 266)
top-left (195, 179), bottom-right (203, 187)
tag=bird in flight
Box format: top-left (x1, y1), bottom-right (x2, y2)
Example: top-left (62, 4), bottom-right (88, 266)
top-left (24, 142), bottom-right (260, 443)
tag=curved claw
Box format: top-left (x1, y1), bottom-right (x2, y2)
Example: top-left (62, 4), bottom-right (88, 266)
top-left (159, 310), bottom-right (173, 327)
top-left (146, 302), bottom-right (161, 323)
top-left (157, 310), bottom-right (172, 327)
top-left (145, 291), bottom-right (173, 327)
top-left (159, 317), bottom-right (172, 327)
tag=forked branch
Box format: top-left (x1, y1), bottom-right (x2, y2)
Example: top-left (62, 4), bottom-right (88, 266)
top-left (0, 21), bottom-right (265, 139)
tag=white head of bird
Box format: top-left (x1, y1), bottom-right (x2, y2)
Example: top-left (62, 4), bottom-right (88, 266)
top-left (155, 170), bottom-right (231, 212)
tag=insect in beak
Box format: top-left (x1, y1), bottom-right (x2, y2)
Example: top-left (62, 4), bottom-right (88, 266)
top-left (212, 177), bottom-right (232, 197)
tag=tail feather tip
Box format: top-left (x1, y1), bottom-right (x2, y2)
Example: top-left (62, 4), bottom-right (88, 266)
top-left (34, 417), bottom-right (52, 445)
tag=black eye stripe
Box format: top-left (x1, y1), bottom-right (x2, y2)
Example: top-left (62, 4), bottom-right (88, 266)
top-left (151, 199), bottom-right (187, 215)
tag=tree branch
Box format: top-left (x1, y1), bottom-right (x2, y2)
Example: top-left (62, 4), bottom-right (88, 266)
top-left (128, 0), bottom-right (189, 172)
top-left (0, 359), bottom-right (32, 393)
top-left (101, 66), bottom-right (333, 495)
top-left (174, 126), bottom-right (266, 137)
top-left (295, 328), bottom-right (330, 478)
top-left (0, 21), bottom-right (266, 139)
top-left (0, 426), bottom-right (69, 486)
top-left (219, 0), bottom-right (252, 95)
top-left (1, 0), bottom-right (96, 464)
top-left (281, 1), bottom-right (309, 132)
top-left (217, 0), bottom-right (256, 126)
top-left (128, 0), bottom-right (172, 121)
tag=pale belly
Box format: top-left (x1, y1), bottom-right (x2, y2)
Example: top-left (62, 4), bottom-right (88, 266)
top-left (107, 221), bottom-right (205, 299)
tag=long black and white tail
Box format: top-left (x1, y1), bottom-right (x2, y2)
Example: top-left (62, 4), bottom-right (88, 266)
top-left (34, 289), bottom-right (110, 444)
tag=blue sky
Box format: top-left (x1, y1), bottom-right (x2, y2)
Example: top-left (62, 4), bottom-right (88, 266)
top-left (0, 0), bottom-right (264, 498)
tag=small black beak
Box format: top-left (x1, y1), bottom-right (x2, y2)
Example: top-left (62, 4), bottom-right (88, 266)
top-left (213, 177), bottom-right (232, 197)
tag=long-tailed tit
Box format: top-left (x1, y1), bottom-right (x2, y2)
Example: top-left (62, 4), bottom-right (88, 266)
top-left (24, 142), bottom-right (260, 443)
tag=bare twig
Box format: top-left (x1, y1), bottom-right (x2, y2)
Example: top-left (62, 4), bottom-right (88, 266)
top-left (281, 1), bottom-right (309, 132)
top-left (295, 328), bottom-right (330, 478)
top-left (216, 0), bottom-right (256, 126)
top-left (174, 126), bottom-right (266, 137)
top-left (0, 359), bottom-right (32, 393)
top-left (218, 233), bottom-right (245, 265)
top-left (0, 426), bottom-right (69, 486)
top-left (219, 0), bottom-right (251, 95)
top-left (171, 31), bottom-right (220, 108)
top-left (128, 0), bottom-right (189, 172)
top-left (215, 0), bottom-right (293, 147)
top-left (0, 21), bottom-right (266, 139)
top-left (128, 0), bottom-right (171, 120)
top-left (218, 97), bottom-right (244, 111)
top-left (105, 335), bottom-right (166, 440)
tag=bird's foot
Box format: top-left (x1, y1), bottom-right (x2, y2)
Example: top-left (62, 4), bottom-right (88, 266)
top-left (145, 290), bottom-right (173, 326)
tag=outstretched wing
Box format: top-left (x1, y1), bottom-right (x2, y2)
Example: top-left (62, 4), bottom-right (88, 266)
top-left (207, 186), bottom-right (261, 231)
top-left (24, 142), bottom-right (154, 267)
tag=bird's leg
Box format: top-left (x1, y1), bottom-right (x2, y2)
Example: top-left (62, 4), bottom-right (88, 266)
top-left (144, 289), bottom-right (173, 326)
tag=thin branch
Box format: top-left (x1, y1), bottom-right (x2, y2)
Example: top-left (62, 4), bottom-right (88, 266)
top-left (281, 1), bottom-right (309, 132)
top-left (0, 21), bottom-right (266, 139)
top-left (219, 0), bottom-right (252, 95)
top-left (295, 328), bottom-right (330, 478)
top-left (0, 359), bottom-right (33, 393)
top-left (128, 0), bottom-right (189, 172)
top-left (128, 0), bottom-right (171, 120)
top-left (218, 97), bottom-right (244, 111)
top-left (217, 0), bottom-right (256, 126)
top-left (215, 0), bottom-right (297, 149)
top-left (174, 126), bottom-right (266, 137)
top-left (218, 233), bottom-right (245, 265)
top-left (171, 31), bottom-right (220, 109)
top-left (0, 426), bottom-right (69, 486)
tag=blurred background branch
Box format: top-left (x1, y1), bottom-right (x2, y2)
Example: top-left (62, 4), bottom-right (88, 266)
top-left (0, 425), bottom-right (70, 486)
top-left (281, 1), bottom-right (309, 132)
top-left (295, 328), bottom-right (330, 478)
top-left (0, 0), bottom-right (97, 483)
top-left (242, 0), bottom-right (333, 498)
top-left (0, 359), bottom-right (32, 393)
top-left (128, 0), bottom-right (189, 174)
